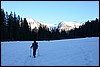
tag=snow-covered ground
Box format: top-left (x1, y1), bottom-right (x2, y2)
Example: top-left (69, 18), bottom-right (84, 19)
top-left (1, 37), bottom-right (99, 66)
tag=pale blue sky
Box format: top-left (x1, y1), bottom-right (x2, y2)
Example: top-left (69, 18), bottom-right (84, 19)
top-left (1, 1), bottom-right (99, 24)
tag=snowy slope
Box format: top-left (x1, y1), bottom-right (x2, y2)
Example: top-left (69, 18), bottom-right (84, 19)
top-left (57, 21), bottom-right (83, 31)
top-left (26, 18), bottom-right (40, 30)
top-left (1, 37), bottom-right (99, 66)
top-left (58, 21), bottom-right (83, 28)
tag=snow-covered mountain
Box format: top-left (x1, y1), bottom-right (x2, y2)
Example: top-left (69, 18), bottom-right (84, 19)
top-left (26, 18), bottom-right (52, 30)
top-left (26, 18), bottom-right (40, 30)
top-left (26, 18), bottom-right (83, 31)
top-left (58, 21), bottom-right (83, 31)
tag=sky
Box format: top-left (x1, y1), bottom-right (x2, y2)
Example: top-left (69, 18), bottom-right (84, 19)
top-left (1, 1), bottom-right (99, 24)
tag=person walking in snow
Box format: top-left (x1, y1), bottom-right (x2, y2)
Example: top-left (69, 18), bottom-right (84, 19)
top-left (30, 41), bottom-right (38, 58)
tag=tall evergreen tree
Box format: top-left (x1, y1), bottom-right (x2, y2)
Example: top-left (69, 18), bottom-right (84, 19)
top-left (20, 18), bottom-right (30, 40)
top-left (7, 11), bottom-right (14, 40)
top-left (1, 9), bottom-right (6, 40)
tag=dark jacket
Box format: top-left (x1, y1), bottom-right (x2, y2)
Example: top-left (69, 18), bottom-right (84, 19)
top-left (31, 42), bottom-right (38, 50)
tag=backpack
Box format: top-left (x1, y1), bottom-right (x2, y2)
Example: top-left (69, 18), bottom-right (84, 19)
top-left (33, 43), bottom-right (38, 49)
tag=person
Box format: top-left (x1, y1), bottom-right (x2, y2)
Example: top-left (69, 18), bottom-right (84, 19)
top-left (30, 41), bottom-right (38, 58)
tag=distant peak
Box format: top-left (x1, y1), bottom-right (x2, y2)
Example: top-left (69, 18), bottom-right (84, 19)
top-left (26, 18), bottom-right (83, 32)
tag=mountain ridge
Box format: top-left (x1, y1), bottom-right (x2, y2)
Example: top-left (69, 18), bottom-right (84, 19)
top-left (26, 18), bottom-right (83, 31)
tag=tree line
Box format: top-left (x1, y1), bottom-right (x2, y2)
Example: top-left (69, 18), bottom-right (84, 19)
top-left (1, 9), bottom-right (99, 41)
top-left (68, 18), bottom-right (99, 38)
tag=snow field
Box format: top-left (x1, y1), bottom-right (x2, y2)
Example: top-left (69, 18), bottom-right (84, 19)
top-left (1, 37), bottom-right (99, 66)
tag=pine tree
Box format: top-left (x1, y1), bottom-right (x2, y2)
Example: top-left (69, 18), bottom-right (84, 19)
top-left (1, 9), bottom-right (6, 40)
top-left (20, 18), bottom-right (30, 40)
